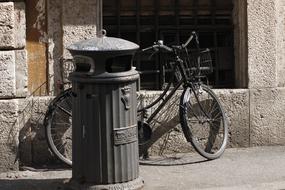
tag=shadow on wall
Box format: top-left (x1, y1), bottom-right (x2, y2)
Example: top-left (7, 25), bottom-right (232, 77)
top-left (17, 83), bottom-right (188, 167)
top-left (137, 90), bottom-right (196, 157)
top-left (17, 81), bottom-right (67, 168)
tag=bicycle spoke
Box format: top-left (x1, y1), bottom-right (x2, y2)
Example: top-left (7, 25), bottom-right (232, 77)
top-left (52, 113), bottom-right (71, 124)
top-left (186, 102), bottom-right (201, 121)
top-left (212, 113), bottom-right (222, 121)
top-left (56, 105), bottom-right (72, 116)
top-left (64, 94), bottom-right (72, 109)
top-left (181, 85), bottom-right (227, 160)
top-left (52, 122), bottom-right (69, 126)
top-left (186, 119), bottom-right (200, 123)
top-left (209, 101), bottom-right (218, 115)
top-left (45, 89), bottom-right (73, 166)
top-left (56, 142), bottom-right (67, 153)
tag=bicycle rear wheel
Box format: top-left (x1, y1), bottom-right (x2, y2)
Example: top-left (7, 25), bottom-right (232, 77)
top-left (44, 88), bottom-right (72, 166)
top-left (179, 84), bottom-right (228, 160)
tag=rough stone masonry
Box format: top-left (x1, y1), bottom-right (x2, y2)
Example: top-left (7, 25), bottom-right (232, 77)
top-left (0, 1), bottom-right (27, 171)
top-left (0, 0), bottom-right (285, 172)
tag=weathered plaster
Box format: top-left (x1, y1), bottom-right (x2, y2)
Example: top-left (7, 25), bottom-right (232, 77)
top-left (33, 0), bottom-right (48, 43)
top-left (47, 0), bottom-right (63, 95)
top-left (62, 0), bottom-right (97, 58)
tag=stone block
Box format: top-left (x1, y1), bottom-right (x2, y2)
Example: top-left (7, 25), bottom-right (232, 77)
top-left (0, 2), bottom-right (14, 48)
top-left (14, 2), bottom-right (26, 48)
top-left (0, 99), bottom-right (19, 143)
top-left (0, 51), bottom-right (16, 98)
top-left (18, 96), bottom-right (55, 166)
top-left (0, 143), bottom-right (18, 172)
top-left (0, 50), bottom-right (28, 98)
top-left (0, 99), bottom-right (19, 172)
top-left (214, 89), bottom-right (250, 148)
top-left (247, 0), bottom-right (277, 88)
top-left (0, 2), bottom-right (26, 49)
top-left (250, 88), bottom-right (285, 146)
top-left (15, 50), bottom-right (28, 97)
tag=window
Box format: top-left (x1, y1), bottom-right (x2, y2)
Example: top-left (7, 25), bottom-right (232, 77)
top-left (103, 0), bottom-right (234, 89)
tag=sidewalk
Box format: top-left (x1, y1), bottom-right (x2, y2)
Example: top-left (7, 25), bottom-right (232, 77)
top-left (0, 146), bottom-right (285, 190)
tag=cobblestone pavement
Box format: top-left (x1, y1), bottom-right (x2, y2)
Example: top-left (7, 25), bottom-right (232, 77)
top-left (1, 146), bottom-right (285, 190)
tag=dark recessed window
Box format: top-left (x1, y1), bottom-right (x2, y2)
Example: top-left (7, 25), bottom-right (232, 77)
top-left (104, 0), bottom-right (234, 89)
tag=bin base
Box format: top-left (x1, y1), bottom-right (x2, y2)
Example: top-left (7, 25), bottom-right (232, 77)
top-left (65, 177), bottom-right (144, 190)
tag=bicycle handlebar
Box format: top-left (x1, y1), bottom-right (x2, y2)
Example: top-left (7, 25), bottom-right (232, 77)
top-left (142, 31), bottom-right (200, 54)
top-left (142, 43), bottom-right (173, 52)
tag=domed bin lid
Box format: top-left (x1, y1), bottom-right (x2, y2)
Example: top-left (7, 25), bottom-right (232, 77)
top-left (67, 36), bottom-right (140, 76)
top-left (67, 36), bottom-right (139, 57)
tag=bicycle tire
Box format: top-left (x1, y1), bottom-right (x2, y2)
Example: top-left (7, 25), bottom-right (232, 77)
top-left (179, 84), bottom-right (228, 160)
top-left (44, 88), bottom-right (73, 166)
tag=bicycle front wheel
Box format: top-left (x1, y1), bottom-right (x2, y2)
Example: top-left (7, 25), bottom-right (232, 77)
top-left (44, 88), bottom-right (72, 166)
top-left (179, 84), bottom-right (228, 160)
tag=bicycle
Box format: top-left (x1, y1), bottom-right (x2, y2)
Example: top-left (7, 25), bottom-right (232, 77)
top-left (44, 31), bottom-right (228, 166)
top-left (44, 58), bottom-right (74, 166)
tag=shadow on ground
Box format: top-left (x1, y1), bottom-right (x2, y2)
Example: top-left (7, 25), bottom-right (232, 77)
top-left (0, 178), bottom-right (67, 190)
top-left (139, 152), bottom-right (209, 166)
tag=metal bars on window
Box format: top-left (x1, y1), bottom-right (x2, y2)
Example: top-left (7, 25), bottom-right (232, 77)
top-left (103, 0), bottom-right (234, 89)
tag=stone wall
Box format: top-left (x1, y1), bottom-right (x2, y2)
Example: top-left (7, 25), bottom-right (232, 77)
top-left (0, 0), bottom-right (285, 170)
top-left (0, 1), bottom-right (27, 171)
top-left (247, 0), bottom-right (277, 88)
top-left (47, 0), bottom-right (97, 94)
top-left (138, 89), bottom-right (250, 156)
top-left (247, 0), bottom-right (285, 147)
top-left (276, 0), bottom-right (285, 87)
top-left (0, 0), bottom-right (98, 170)
top-left (142, 0), bottom-right (285, 156)
top-left (14, 0), bottom-right (99, 168)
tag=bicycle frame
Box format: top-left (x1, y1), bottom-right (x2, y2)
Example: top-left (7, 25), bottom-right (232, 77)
top-left (137, 48), bottom-right (212, 155)
top-left (138, 54), bottom-right (188, 123)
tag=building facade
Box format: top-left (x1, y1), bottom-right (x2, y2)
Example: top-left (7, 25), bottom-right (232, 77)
top-left (0, 0), bottom-right (285, 171)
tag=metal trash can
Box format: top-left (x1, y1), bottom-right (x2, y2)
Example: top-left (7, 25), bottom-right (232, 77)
top-left (67, 36), bottom-right (143, 190)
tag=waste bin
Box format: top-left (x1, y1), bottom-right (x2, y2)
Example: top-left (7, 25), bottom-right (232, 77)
top-left (67, 36), bottom-right (143, 190)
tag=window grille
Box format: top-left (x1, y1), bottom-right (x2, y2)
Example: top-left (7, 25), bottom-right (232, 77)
top-left (103, 0), bottom-right (234, 89)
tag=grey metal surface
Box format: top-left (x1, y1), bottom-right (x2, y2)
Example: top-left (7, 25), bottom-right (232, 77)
top-left (71, 72), bottom-right (140, 184)
top-left (67, 37), bottom-right (139, 77)
top-left (69, 37), bottom-right (141, 186)
top-left (68, 37), bottom-right (139, 52)
top-left (69, 69), bottom-right (140, 83)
